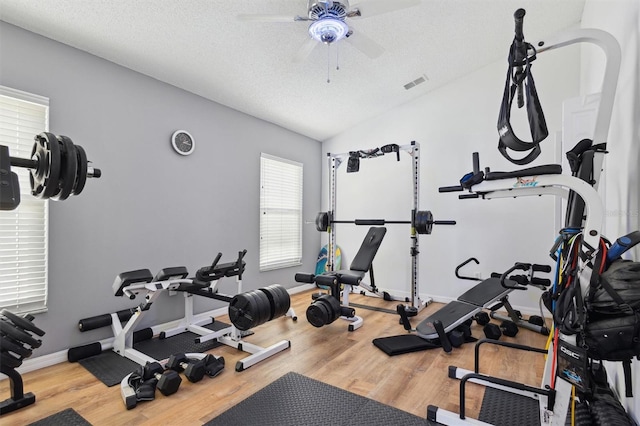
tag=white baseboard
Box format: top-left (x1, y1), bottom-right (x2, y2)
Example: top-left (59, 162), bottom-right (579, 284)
top-left (1, 284), bottom-right (313, 380)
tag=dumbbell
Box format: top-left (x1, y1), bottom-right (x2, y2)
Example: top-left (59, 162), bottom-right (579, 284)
top-left (474, 312), bottom-right (490, 326)
top-left (500, 320), bottom-right (519, 337)
top-left (165, 353), bottom-right (206, 383)
top-left (202, 354), bottom-right (226, 378)
top-left (143, 362), bottom-right (182, 396)
top-left (483, 323), bottom-right (502, 340)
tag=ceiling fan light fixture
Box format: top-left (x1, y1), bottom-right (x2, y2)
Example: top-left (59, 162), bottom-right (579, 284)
top-left (308, 18), bottom-right (349, 44)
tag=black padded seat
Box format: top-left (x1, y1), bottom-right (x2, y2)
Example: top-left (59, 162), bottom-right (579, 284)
top-left (485, 164), bottom-right (562, 181)
top-left (349, 227), bottom-right (387, 273)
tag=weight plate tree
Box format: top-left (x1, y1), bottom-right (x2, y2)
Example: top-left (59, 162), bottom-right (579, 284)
top-left (322, 142), bottom-right (455, 315)
top-left (0, 132), bottom-right (101, 211)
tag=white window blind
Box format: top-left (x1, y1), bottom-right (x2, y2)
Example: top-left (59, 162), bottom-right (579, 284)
top-left (260, 153), bottom-right (303, 271)
top-left (0, 86), bottom-right (49, 314)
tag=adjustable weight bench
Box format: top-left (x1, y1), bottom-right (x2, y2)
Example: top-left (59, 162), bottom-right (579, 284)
top-left (295, 227), bottom-right (387, 331)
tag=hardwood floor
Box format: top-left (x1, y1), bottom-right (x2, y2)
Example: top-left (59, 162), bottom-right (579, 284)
top-left (1, 289), bottom-right (548, 425)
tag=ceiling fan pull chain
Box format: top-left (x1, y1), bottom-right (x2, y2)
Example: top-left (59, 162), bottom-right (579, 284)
top-left (327, 43), bottom-right (331, 83)
top-left (336, 43), bottom-right (340, 71)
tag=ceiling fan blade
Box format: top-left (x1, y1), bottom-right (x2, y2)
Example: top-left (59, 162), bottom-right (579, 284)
top-left (349, 0), bottom-right (421, 19)
top-left (344, 30), bottom-right (384, 59)
top-left (293, 37), bottom-right (319, 63)
top-left (237, 14), bottom-right (308, 22)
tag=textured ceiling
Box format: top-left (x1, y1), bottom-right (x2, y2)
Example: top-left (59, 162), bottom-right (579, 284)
top-left (0, 0), bottom-right (585, 141)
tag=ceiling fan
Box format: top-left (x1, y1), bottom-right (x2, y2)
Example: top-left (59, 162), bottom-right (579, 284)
top-left (238, 0), bottom-right (421, 64)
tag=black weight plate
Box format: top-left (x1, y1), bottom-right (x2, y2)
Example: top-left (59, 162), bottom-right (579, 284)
top-left (1, 351), bottom-right (23, 369)
top-left (229, 292), bottom-right (258, 331)
top-left (1, 309), bottom-right (45, 336)
top-left (73, 144), bottom-right (88, 195)
top-left (30, 132), bottom-right (61, 199)
top-left (0, 334), bottom-right (32, 358)
top-left (52, 135), bottom-right (78, 201)
top-left (267, 284), bottom-right (290, 319)
top-left (0, 319), bottom-right (41, 348)
top-left (315, 212), bottom-right (329, 232)
top-left (253, 289), bottom-right (271, 327)
top-left (258, 287), bottom-right (276, 321)
top-left (415, 210), bottom-right (433, 235)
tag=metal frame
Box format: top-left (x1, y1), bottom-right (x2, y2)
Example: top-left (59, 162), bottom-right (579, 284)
top-left (429, 27), bottom-right (621, 425)
top-left (108, 271), bottom-right (294, 372)
top-left (325, 141), bottom-right (430, 312)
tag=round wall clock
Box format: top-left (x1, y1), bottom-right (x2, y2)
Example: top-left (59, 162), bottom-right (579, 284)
top-left (171, 130), bottom-right (195, 156)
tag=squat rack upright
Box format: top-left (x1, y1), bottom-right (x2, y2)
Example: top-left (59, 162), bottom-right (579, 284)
top-left (324, 141), bottom-right (430, 314)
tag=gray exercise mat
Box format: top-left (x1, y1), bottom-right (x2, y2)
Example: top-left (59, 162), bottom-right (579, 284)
top-left (478, 386), bottom-right (540, 426)
top-left (79, 321), bottom-right (228, 386)
top-left (28, 408), bottom-right (92, 426)
top-left (205, 371), bottom-right (432, 426)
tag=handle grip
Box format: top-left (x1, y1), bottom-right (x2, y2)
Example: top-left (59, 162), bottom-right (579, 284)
top-left (514, 9), bottom-right (526, 41)
top-left (439, 185), bottom-right (464, 193)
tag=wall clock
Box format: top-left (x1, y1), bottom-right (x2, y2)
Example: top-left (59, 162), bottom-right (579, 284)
top-left (171, 130), bottom-right (195, 156)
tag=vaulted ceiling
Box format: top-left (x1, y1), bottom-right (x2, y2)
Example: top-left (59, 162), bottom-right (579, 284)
top-left (0, 0), bottom-right (585, 141)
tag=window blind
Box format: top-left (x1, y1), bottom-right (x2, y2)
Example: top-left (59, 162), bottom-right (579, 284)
top-left (0, 86), bottom-right (49, 314)
top-left (260, 153), bottom-right (303, 271)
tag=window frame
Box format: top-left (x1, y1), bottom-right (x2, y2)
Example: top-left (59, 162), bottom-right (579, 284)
top-left (0, 85), bottom-right (50, 315)
top-left (259, 153), bottom-right (303, 272)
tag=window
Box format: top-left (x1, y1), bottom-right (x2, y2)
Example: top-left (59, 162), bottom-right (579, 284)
top-left (260, 153), bottom-right (303, 271)
top-left (0, 86), bottom-right (49, 314)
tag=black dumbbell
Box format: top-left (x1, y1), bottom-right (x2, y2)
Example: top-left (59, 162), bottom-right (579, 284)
top-left (528, 315), bottom-right (544, 326)
top-left (483, 323), bottom-right (502, 340)
top-left (202, 354), bottom-right (225, 378)
top-left (449, 330), bottom-right (466, 348)
top-left (500, 320), bottom-right (519, 337)
top-left (143, 362), bottom-right (182, 395)
top-left (165, 353), bottom-right (206, 383)
top-left (474, 312), bottom-right (490, 326)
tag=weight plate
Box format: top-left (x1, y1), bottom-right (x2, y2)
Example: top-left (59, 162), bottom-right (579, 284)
top-left (0, 318), bottom-right (41, 348)
top-left (229, 292), bottom-right (258, 331)
top-left (73, 144), bottom-right (88, 195)
top-left (315, 212), bottom-right (329, 232)
top-left (0, 334), bottom-right (32, 358)
top-left (1, 309), bottom-right (45, 336)
top-left (253, 289), bottom-right (271, 327)
top-left (52, 135), bottom-right (78, 201)
top-left (267, 284), bottom-right (290, 319)
top-left (30, 132), bottom-right (61, 199)
top-left (415, 210), bottom-right (433, 235)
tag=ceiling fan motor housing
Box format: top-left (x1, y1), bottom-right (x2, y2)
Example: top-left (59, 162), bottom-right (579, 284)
top-left (308, 0), bottom-right (349, 20)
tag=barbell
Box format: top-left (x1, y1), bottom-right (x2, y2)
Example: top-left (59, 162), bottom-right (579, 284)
top-left (315, 210), bottom-right (455, 234)
top-left (2, 132), bottom-right (101, 209)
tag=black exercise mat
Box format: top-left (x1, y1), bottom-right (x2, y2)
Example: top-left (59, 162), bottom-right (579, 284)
top-left (373, 334), bottom-right (440, 355)
top-left (78, 350), bottom-right (140, 387)
top-left (28, 408), bottom-right (92, 426)
top-left (205, 371), bottom-right (431, 426)
top-left (478, 386), bottom-right (539, 426)
top-left (79, 321), bottom-right (228, 387)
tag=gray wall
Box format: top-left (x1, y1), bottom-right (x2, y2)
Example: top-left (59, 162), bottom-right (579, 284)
top-left (0, 22), bottom-right (322, 356)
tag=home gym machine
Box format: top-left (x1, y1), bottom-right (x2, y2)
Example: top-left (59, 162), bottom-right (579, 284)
top-left (425, 9), bottom-right (631, 426)
top-left (1, 132), bottom-right (101, 415)
top-left (69, 251), bottom-right (295, 374)
top-left (315, 141), bottom-right (455, 318)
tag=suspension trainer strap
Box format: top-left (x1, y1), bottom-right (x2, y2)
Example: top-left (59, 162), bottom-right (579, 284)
top-left (497, 42), bottom-right (548, 165)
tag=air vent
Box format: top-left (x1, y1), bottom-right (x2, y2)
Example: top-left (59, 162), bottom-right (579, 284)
top-left (403, 74), bottom-right (429, 90)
